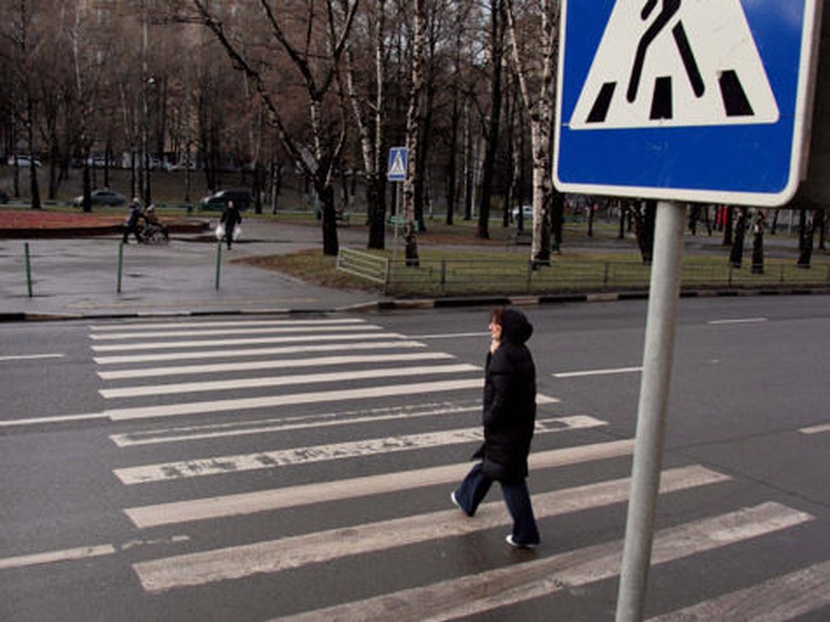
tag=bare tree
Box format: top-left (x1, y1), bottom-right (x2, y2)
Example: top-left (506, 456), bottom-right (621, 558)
top-left (7, 0), bottom-right (42, 208)
top-left (184, 0), bottom-right (359, 256)
top-left (65, 0), bottom-right (110, 212)
top-left (476, 0), bottom-right (506, 240)
top-left (402, 0), bottom-right (427, 266)
top-left (342, 0), bottom-right (388, 250)
top-left (505, 0), bottom-right (559, 265)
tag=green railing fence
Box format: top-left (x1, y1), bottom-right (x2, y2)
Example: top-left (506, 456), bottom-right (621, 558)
top-left (335, 253), bottom-right (830, 298)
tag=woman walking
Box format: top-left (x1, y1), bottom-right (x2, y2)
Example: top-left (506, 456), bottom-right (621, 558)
top-left (451, 306), bottom-right (541, 548)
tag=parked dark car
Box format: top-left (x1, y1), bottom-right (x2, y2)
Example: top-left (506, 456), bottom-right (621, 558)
top-left (72, 188), bottom-right (127, 207)
top-left (200, 189), bottom-right (251, 211)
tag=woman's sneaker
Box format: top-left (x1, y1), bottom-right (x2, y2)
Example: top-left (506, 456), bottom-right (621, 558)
top-left (506, 534), bottom-right (538, 549)
top-left (450, 492), bottom-right (472, 517)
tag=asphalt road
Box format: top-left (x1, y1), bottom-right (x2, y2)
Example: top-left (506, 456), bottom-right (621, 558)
top-left (1, 295), bottom-right (828, 621)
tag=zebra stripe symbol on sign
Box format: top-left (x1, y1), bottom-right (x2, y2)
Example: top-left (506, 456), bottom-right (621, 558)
top-left (569, 0), bottom-right (779, 130)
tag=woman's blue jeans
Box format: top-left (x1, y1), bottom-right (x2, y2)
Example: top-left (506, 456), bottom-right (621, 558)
top-left (453, 462), bottom-right (540, 546)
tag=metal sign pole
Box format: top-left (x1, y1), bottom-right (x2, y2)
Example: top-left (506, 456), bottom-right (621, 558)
top-left (392, 182), bottom-right (401, 266)
top-left (615, 200), bottom-right (686, 622)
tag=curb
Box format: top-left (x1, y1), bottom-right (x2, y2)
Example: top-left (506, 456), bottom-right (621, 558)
top-left (3, 286), bottom-right (828, 322)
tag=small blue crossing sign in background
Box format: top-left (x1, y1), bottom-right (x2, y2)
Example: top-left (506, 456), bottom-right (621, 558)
top-left (554, 0), bottom-right (822, 207)
top-left (387, 147), bottom-right (409, 182)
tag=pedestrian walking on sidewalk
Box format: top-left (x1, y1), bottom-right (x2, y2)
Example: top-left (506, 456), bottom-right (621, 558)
top-left (220, 200), bottom-right (242, 250)
top-left (123, 198), bottom-right (144, 244)
top-left (451, 306), bottom-right (541, 548)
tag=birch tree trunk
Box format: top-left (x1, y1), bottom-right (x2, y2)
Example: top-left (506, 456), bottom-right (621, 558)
top-left (505, 0), bottom-right (559, 266)
top-left (403, 0), bottom-right (426, 267)
top-left (343, 0), bottom-right (387, 250)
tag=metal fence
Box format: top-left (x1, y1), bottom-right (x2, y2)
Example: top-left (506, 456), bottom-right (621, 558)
top-left (376, 257), bottom-right (830, 298)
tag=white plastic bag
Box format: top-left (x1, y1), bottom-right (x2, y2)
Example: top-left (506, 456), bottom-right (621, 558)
top-left (215, 223), bottom-right (225, 240)
top-left (233, 225), bottom-right (242, 241)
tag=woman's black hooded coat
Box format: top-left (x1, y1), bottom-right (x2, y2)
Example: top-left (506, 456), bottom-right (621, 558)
top-left (479, 308), bottom-right (537, 481)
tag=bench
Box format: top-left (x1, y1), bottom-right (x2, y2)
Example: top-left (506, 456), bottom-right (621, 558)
top-left (336, 248), bottom-right (389, 284)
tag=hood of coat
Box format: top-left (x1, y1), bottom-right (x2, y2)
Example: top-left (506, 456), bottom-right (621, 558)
top-left (500, 307), bottom-right (533, 345)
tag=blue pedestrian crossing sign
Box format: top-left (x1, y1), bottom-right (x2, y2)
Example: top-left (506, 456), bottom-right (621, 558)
top-left (387, 147), bottom-right (408, 182)
top-left (554, 0), bottom-right (822, 207)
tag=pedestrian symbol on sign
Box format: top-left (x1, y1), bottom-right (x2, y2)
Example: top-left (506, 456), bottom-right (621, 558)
top-left (569, 0), bottom-right (779, 130)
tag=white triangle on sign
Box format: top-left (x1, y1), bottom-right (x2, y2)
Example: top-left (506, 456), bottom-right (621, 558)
top-left (389, 152), bottom-right (407, 177)
top-left (569, 0), bottom-right (779, 130)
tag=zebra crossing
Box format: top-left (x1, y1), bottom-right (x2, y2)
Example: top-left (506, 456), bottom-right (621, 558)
top-left (78, 317), bottom-right (830, 618)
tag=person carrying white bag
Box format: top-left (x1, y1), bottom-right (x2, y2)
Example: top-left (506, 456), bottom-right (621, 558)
top-left (219, 200), bottom-right (242, 250)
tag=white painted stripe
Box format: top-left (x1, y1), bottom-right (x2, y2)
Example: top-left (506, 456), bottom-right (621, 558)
top-left (89, 318), bottom-right (366, 331)
top-left (93, 340), bottom-right (426, 365)
top-left (124, 438), bottom-right (634, 528)
top-left (275, 502), bottom-right (812, 622)
top-left (98, 352), bottom-right (453, 380)
top-left (132, 465), bottom-right (729, 592)
top-left (113, 416), bottom-right (603, 484)
top-left (111, 402), bottom-right (484, 447)
top-left (411, 332), bottom-right (489, 340)
top-left (648, 559), bottom-right (830, 622)
top-left (0, 544), bottom-right (116, 571)
top-left (708, 317), bottom-right (768, 325)
top-left (99, 363), bottom-right (480, 399)
top-left (799, 423), bottom-right (830, 435)
top-left (0, 353), bottom-right (65, 362)
top-left (92, 331), bottom-right (408, 353)
top-left (90, 324), bottom-right (382, 341)
top-left (554, 366), bottom-right (642, 379)
top-left (105, 379), bottom-right (483, 421)
top-left (0, 412), bottom-right (107, 428)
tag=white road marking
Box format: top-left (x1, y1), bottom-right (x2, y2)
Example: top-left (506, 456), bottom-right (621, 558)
top-left (0, 353), bottom-right (65, 362)
top-left (92, 331), bottom-right (407, 352)
top-left (648, 559), bottom-right (830, 621)
top-left (124, 438), bottom-right (633, 528)
top-left (708, 317), bottom-right (768, 325)
top-left (111, 402), bottom-right (484, 447)
top-left (410, 332), bottom-right (490, 340)
top-left (0, 544), bottom-right (116, 571)
top-left (276, 503), bottom-right (812, 622)
top-left (90, 324), bottom-right (382, 341)
top-left (0, 412), bottom-right (107, 428)
top-left (799, 423), bottom-right (830, 435)
top-left (99, 363), bottom-right (479, 399)
top-left (105, 379), bottom-right (484, 421)
top-left (98, 352), bottom-right (453, 380)
top-left (132, 465), bottom-right (728, 592)
top-left (113, 416), bottom-right (605, 484)
top-left (553, 366), bottom-right (642, 379)
top-left (93, 340), bottom-right (426, 365)
top-left (89, 318), bottom-right (366, 331)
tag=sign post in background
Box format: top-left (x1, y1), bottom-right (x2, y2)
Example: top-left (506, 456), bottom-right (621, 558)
top-left (387, 147), bottom-right (409, 263)
top-left (554, 2), bottom-right (822, 621)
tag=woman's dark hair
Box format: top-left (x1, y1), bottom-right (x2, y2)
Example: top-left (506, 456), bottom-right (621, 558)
top-left (489, 306), bottom-right (506, 326)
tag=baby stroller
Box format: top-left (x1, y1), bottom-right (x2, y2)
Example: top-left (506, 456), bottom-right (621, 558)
top-left (140, 205), bottom-right (169, 244)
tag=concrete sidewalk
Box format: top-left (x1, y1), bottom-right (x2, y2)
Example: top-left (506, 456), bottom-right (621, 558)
top-left (0, 220), bottom-right (387, 320)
